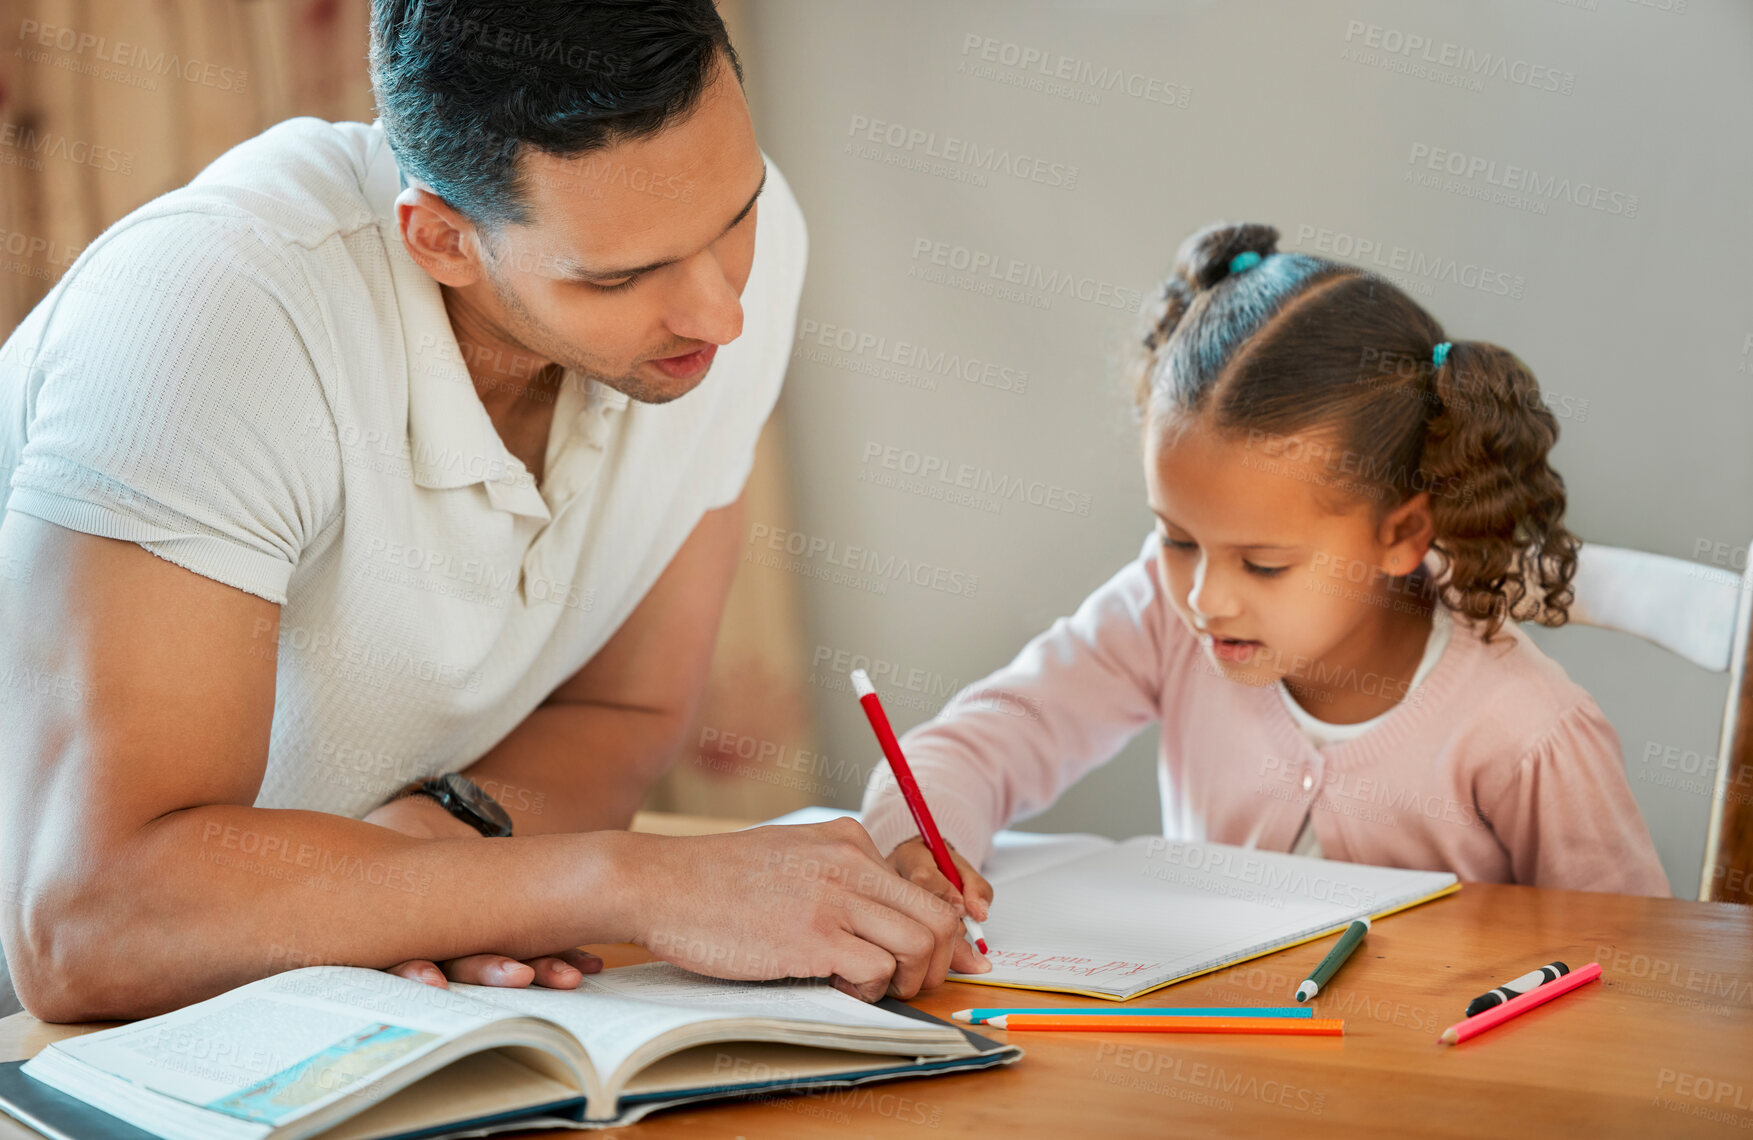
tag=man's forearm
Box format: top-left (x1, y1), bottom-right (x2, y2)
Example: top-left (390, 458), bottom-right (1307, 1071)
top-left (12, 802), bottom-right (649, 1022)
top-left (459, 702), bottom-right (686, 835)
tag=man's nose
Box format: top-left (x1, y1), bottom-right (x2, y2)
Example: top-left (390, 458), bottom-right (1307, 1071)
top-left (666, 249), bottom-right (744, 347)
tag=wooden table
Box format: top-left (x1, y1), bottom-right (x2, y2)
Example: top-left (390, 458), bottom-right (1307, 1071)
top-left (5, 815), bottom-right (1753, 1138)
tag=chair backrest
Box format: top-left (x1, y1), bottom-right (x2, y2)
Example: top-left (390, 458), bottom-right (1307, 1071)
top-left (1566, 542), bottom-right (1753, 903)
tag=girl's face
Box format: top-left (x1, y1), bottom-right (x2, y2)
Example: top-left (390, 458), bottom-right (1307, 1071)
top-left (1145, 416), bottom-right (1435, 701)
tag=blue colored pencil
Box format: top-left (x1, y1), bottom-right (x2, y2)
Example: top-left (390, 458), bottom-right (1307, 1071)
top-left (951, 1006), bottom-right (1312, 1025)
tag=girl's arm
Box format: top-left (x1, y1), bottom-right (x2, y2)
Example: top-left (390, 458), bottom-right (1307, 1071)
top-left (861, 542), bottom-right (1169, 868)
top-left (1475, 701), bottom-right (1671, 896)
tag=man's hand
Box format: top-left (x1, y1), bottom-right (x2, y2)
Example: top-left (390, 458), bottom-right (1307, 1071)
top-left (382, 949), bottom-right (604, 990)
top-left (362, 794), bottom-right (604, 990)
top-left (630, 818), bottom-right (988, 1002)
top-left (887, 837), bottom-right (994, 924)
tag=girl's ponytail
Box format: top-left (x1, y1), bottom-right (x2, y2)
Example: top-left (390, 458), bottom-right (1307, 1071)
top-left (1131, 221), bottom-right (1280, 414)
top-left (1420, 341), bottom-right (1581, 638)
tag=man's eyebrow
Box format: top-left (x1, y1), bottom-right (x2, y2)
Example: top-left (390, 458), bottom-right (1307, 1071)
top-left (558, 164), bottom-right (767, 282)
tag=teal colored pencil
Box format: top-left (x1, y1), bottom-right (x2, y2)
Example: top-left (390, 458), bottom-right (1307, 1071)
top-left (1296, 918), bottom-right (1371, 1002)
top-left (951, 1006), bottom-right (1313, 1025)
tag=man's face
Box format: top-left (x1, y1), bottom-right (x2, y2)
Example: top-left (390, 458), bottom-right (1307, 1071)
top-left (468, 57), bottom-right (765, 404)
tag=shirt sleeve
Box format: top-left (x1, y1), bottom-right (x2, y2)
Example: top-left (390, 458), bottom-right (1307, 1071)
top-left (3, 213), bottom-right (342, 605)
top-left (698, 158), bottom-right (808, 511)
top-left (1475, 701), bottom-right (1672, 896)
top-left (861, 547), bottom-right (1167, 867)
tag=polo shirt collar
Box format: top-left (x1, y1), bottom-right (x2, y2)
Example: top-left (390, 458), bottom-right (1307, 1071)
top-left (361, 124), bottom-right (550, 519)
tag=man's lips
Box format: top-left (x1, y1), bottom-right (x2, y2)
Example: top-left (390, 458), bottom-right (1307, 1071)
top-left (650, 344), bottom-right (717, 379)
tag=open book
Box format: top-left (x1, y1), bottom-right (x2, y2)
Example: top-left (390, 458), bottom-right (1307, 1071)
top-left (1, 962), bottom-right (1019, 1139)
top-left (761, 807), bottom-right (1461, 1001)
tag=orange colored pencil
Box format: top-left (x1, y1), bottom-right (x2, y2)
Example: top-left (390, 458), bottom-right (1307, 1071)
top-left (986, 1014), bottom-right (1343, 1035)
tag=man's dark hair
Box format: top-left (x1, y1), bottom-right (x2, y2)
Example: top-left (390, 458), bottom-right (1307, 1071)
top-left (370, 0), bottom-right (741, 228)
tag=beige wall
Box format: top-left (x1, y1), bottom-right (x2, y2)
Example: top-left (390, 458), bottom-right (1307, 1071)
top-left (735, 0), bottom-right (1753, 896)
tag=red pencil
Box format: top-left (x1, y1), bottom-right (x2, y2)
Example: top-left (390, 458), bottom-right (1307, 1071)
top-left (851, 668), bottom-right (989, 955)
top-left (1438, 961), bottom-right (1602, 1044)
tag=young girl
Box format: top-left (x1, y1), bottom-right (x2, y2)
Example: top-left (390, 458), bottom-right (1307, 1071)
top-left (864, 221), bottom-right (1669, 921)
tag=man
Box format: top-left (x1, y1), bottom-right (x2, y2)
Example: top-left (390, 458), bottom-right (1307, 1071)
top-left (0, 0), bottom-right (985, 1023)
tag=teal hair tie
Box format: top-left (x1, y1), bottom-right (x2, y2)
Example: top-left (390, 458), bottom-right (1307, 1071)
top-left (1432, 341), bottom-right (1452, 368)
top-left (1228, 251), bottom-right (1263, 275)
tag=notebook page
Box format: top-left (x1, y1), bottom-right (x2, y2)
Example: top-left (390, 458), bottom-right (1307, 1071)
top-left (750, 807), bottom-right (1116, 882)
top-left (956, 837), bottom-right (1456, 996)
top-left (981, 831), bottom-right (1115, 885)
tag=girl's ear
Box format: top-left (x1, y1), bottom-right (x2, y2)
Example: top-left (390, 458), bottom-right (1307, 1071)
top-left (1378, 491), bottom-right (1435, 576)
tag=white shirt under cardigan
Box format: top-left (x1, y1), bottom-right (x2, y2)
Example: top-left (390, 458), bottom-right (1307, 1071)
top-left (1285, 606), bottom-right (1454, 857)
top-left (0, 117), bottom-right (808, 818)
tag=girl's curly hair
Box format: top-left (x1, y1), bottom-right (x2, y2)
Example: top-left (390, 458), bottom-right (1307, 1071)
top-left (1129, 220), bottom-right (1579, 639)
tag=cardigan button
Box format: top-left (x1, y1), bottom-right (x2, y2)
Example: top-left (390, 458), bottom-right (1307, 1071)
top-left (1301, 772), bottom-right (1314, 791)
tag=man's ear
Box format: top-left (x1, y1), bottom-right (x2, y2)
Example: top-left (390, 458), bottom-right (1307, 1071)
top-left (396, 186), bottom-right (488, 287)
top-left (1378, 491), bottom-right (1435, 577)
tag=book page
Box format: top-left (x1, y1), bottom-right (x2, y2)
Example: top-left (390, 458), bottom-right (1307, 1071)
top-left (36, 968), bottom-right (501, 1130)
top-left (954, 837), bottom-right (1456, 996)
top-left (320, 1050), bottom-right (583, 1140)
top-left (456, 963), bottom-right (951, 1081)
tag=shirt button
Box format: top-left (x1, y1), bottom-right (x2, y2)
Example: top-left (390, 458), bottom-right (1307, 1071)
top-left (1301, 772), bottom-right (1315, 791)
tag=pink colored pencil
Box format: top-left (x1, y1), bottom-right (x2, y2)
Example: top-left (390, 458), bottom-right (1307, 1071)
top-left (1439, 961), bottom-right (1602, 1045)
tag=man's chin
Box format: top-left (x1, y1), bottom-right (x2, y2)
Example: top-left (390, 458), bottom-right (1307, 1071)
top-left (592, 360), bottom-right (715, 405)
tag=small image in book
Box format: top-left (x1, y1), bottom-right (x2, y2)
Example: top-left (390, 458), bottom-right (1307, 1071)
top-left (206, 1024), bottom-right (437, 1125)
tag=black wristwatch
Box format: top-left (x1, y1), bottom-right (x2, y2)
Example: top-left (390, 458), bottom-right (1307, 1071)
top-left (390, 774), bottom-right (514, 837)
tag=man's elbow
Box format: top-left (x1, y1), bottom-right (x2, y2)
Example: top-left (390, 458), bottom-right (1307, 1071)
top-left (11, 962), bottom-right (98, 1025)
top-left (5, 895), bottom-right (150, 1023)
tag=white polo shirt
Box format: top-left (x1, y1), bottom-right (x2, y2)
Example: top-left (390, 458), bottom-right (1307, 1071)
top-left (0, 117), bottom-right (807, 817)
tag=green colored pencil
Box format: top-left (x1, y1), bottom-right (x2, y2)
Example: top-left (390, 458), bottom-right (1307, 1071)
top-left (1296, 918), bottom-right (1370, 1001)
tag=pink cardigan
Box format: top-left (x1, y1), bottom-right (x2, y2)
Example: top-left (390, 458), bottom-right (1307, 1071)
top-left (862, 537), bottom-right (1671, 896)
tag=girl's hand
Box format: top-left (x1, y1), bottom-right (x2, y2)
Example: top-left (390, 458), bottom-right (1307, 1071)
top-left (887, 837), bottom-right (994, 923)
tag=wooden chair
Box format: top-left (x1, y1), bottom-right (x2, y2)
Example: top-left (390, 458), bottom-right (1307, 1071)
top-left (1564, 543), bottom-right (1753, 903)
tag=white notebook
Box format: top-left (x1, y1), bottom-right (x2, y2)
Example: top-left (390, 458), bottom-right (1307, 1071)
top-left (758, 808), bottom-right (1459, 1001)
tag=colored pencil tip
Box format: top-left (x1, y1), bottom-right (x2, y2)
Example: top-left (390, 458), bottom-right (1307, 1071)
top-left (850, 669), bottom-right (875, 697)
top-left (951, 1010), bottom-right (972, 1022)
top-left (988, 1016), bottom-right (1008, 1029)
top-left (1296, 982), bottom-right (1316, 1002)
top-left (976, 939), bottom-right (989, 954)
top-left (1440, 1027), bottom-right (1458, 1045)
